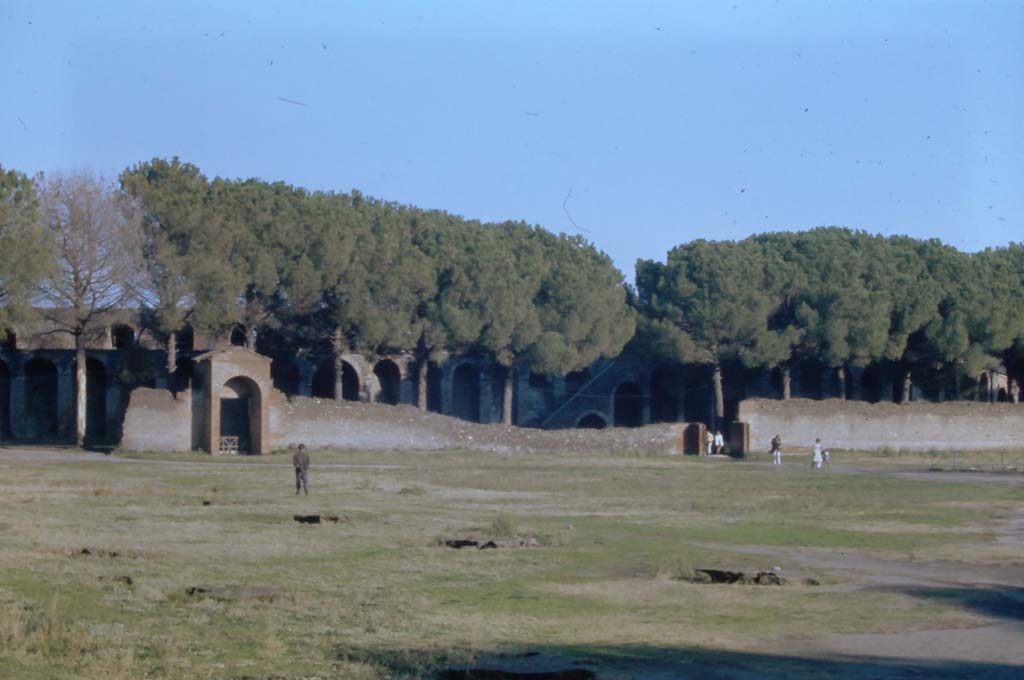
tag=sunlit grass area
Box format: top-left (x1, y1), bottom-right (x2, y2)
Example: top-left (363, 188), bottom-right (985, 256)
top-left (0, 449), bottom-right (1019, 678)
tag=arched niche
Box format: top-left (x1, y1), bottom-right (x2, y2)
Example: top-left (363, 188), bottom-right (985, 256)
top-left (610, 378), bottom-right (643, 428)
top-left (576, 412), bottom-right (607, 429)
top-left (614, 381), bottom-right (644, 428)
top-left (374, 359), bottom-right (401, 405)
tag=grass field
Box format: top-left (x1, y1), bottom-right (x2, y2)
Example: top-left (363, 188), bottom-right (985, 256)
top-left (0, 448), bottom-right (1021, 679)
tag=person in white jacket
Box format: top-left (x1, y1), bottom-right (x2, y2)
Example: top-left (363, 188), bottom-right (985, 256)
top-left (811, 438), bottom-right (824, 469)
top-left (713, 430), bottom-right (725, 455)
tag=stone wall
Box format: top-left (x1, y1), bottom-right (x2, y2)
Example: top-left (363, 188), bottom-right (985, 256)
top-left (120, 387), bottom-right (192, 452)
top-left (273, 395), bottom-right (689, 455)
top-left (739, 398), bottom-right (1024, 452)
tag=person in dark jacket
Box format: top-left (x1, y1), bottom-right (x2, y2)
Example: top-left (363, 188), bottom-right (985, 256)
top-left (293, 443), bottom-right (310, 495)
top-left (771, 434), bottom-right (783, 466)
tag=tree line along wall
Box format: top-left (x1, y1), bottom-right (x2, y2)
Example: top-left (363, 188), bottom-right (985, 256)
top-left (5, 162), bottom-right (1024, 446)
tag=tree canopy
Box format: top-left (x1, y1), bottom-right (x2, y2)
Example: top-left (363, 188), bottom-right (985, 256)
top-left (118, 158), bottom-right (636, 385)
top-left (636, 227), bottom-right (1024, 412)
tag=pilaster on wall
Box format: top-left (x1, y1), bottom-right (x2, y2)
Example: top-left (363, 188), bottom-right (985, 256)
top-left (478, 370), bottom-right (494, 424)
top-left (8, 355), bottom-right (26, 440)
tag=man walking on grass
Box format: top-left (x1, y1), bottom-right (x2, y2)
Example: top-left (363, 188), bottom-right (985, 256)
top-left (293, 443), bottom-right (310, 495)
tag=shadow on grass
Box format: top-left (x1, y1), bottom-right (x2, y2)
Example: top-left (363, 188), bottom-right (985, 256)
top-left (334, 641), bottom-right (1024, 679)
top-left (876, 584), bottom-right (1024, 622)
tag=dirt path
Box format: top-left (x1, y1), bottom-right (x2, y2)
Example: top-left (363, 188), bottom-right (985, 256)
top-left (724, 505), bottom-right (1024, 670)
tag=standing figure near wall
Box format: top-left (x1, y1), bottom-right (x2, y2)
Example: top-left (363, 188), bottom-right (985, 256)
top-left (293, 443), bottom-right (310, 495)
top-left (771, 434), bottom-right (783, 466)
top-left (706, 429), bottom-right (714, 456)
top-left (811, 437), bottom-right (824, 469)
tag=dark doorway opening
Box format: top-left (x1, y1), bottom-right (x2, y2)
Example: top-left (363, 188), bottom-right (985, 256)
top-left (427, 363), bottom-right (443, 413)
top-left (374, 360), bottom-right (401, 405)
top-left (453, 364), bottom-right (480, 422)
top-left (311, 360), bottom-right (335, 399)
top-left (649, 364), bottom-right (679, 423)
top-left (112, 325), bottom-right (135, 349)
top-left (84, 358), bottom-right (107, 444)
top-left (25, 358), bottom-right (59, 440)
top-left (614, 381), bottom-right (644, 427)
top-left (577, 412), bottom-right (607, 429)
top-left (230, 326), bottom-right (247, 347)
top-left (978, 373), bottom-right (991, 402)
top-left (221, 376), bottom-right (260, 454)
top-left (272, 359), bottom-right (301, 396)
top-left (341, 361), bottom-right (360, 401)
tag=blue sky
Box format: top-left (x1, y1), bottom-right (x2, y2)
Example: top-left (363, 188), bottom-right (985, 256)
top-left (3, 1), bottom-right (1022, 281)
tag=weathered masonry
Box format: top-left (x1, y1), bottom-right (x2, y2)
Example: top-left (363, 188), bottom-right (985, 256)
top-left (1, 313), bottom-right (1021, 453)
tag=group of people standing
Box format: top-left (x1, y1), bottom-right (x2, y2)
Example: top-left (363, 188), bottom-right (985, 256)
top-left (704, 429), bottom-right (725, 456)
top-left (770, 435), bottom-right (830, 469)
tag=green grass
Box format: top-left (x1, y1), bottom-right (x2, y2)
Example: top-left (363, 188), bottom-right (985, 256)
top-left (0, 448), bottom-right (1018, 678)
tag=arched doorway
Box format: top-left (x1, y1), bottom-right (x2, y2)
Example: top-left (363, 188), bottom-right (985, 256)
top-left (220, 376), bottom-right (261, 454)
top-left (978, 372), bottom-right (991, 402)
top-left (614, 381), bottom-right (643, 428)
top-left (341, 360), bottom-right (360, 401)
top-left (230, 325), bottom-right (247, 347)
top-left (453, 364), bottom-right (480, 422)
top-left (374, 360), bottom-right (401, 405)
top-left (111, 325), bottom-right (135, 349)
top-left (0, 359), bottom-right (10, 440)
top-left (24, 358), bottom-right (58, 440)
top-left (577, 412), bottom-right (607, 429)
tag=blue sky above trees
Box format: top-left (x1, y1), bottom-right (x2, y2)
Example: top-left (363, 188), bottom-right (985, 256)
top-left (3, 0), bottom-right (1022, 281)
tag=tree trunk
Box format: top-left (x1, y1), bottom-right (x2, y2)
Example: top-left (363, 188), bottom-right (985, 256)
top-left (712, 364), bottom-right (724, 423)
top-left (75, 334), bottom-right (86, 448)
top-left (417, 360), bottom-right (428, 410)
top-left (332, 328), bottom-right (348, 401)
top-left (502, 367), bottom-right (514, 426)
top-left (836, 366), bottom-right (846, 400)
top-left (782, 366), bottom-right (791, 400)
top-left (902, 370), bottom-right (912, 403)
top-left (166, 332), bottom-right (177, 377)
